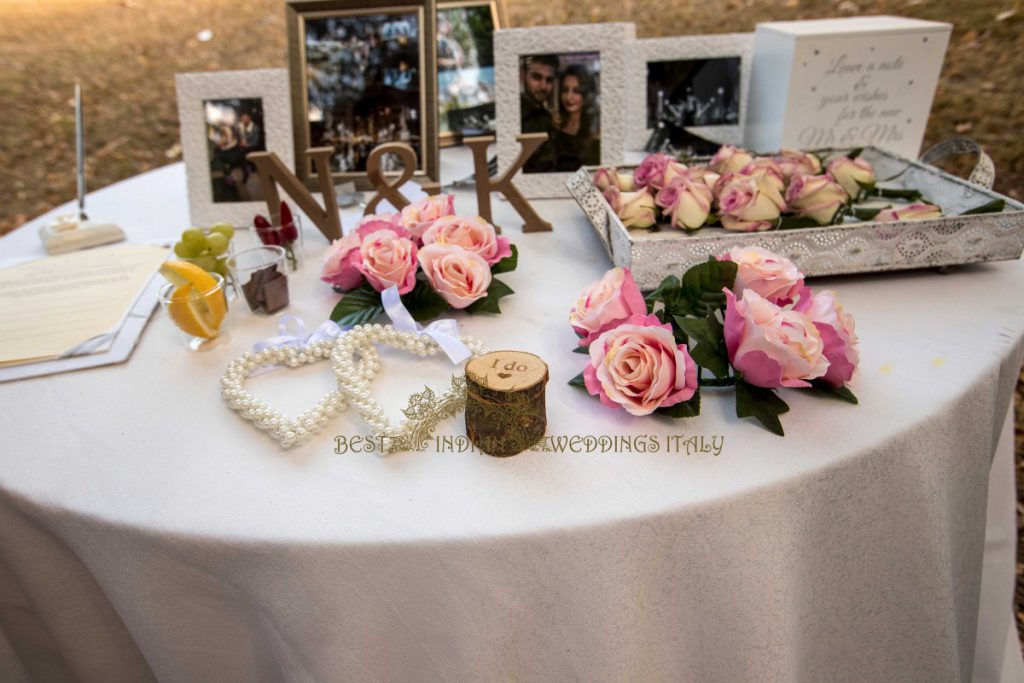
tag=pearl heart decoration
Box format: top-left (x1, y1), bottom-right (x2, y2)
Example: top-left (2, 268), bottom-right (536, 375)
top-left (331, 323), bottom-right (487, 454)
top-left (221, 337), bottom-right (379, 448)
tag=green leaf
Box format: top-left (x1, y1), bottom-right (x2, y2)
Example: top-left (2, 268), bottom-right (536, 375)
top-left (680, 257), bottom-right (737, 316)
top-left (778, 215), bottom-right (825, 229)
top-left (656, 390), bottom-right (701, 418)
top-left (851, 207), bottom-right (883, 221)
top-left (847, 147), bottom-right (864, 160)
top-left (735, 379), bottom-right (789, 436)
top-left (872, 187), bottom-right (924, 201)
top-left (329, 283), bottom-right (384, 326)
top-left (466, 278), bottom-right (514, 315)
top-left (807, 380), bottom-right (859, 404)
top-left (572, 345), bottom-right (590, 354)
top-left (568, 371), bottom-right (587, 388)
top-left (960, 198), bottom-right (1005, 216)
top-left (674, 312), bottom-right (729, 379)
top-left (491, 244), bottom-right (519, 274)
top-left (402, 279), bottom-right (451, 322)
top-left (644, 275), bottom-right (683, 313)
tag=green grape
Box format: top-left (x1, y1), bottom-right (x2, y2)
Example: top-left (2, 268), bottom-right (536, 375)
top-left (209, 223), bottom-right (235, 240)
top-left (173, 241), bottom-right (198, 258)
top-left (181, 228), bottom-right (207, 251)
top-left (214, 258), bottom-right (230, 277)
top-left (191, 255), bottom-right (217, 272)
top-left (206, 232), bottom-right (230, 256)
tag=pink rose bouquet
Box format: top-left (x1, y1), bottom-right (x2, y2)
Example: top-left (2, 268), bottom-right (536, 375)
top-left (569, 247), bottom-right (860, 434)
top-left (323, 198), bottom-right (517, 325)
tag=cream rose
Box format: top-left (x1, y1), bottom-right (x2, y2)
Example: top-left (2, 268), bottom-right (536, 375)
top-left (708, 145), bottom-right (754, 174)
top-left (593, 167), bottom-right (636, 192)
top-left (421, 215), bottom-right (512, 266)
top-left (775, 149), bottom-right (822, 179)
top-left (827, 156), bottom-right (875, 199)
top-left (417, 244), bottom-right (492, 309)
top-left (606, 188), bottom-right (658, 229)
top-left (785, 174), bottom-right (848, 225)
top-left (717, 176), bottom-right (785, 232)
top-left (873, 203), bottom-right (943, 222)
top-left (655, 175), bottom-right (713, 230)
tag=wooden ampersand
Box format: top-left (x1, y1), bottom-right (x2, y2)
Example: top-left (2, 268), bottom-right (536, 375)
top-left (464, 134), bottom-right (553, 233)
top-left (364, 142), bottom-right (420, 215)
top-left (248, 148), bottom-right (342, 241)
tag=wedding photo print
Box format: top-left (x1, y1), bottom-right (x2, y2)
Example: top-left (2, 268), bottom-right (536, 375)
top-left (303, 10), bottom-right (424, 174)
top-left (204, 98), bottom-right (266, 203)
top-left (519, 52), bottom-right (601, 174)
top-left (647, 56), bottom-right (741, 129)
top-left (437, 2), bottom-right (500, 139)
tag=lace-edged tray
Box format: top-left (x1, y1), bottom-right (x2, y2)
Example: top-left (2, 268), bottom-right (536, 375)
top-left (565, 145), bottom-right (1024, 289)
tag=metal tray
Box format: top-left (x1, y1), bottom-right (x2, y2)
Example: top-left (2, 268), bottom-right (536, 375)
top-left (565, 144), bottom-right (1024, 289)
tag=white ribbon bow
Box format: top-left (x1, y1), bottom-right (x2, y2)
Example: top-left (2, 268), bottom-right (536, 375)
top-left (252, 315), bottom-right (346, 354)
top-left (381, 286), bottom-right (471, 364)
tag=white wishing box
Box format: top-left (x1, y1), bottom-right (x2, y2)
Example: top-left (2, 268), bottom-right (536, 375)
top-left (744, 16), bottom-right (951, 158)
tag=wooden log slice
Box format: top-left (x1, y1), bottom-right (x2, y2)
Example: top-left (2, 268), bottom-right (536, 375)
top-left (465, 351), bottom-right (549, 457)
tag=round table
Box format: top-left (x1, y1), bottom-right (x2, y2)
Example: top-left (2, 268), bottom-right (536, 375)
top-left (1, 149), bottom-right (1023, 682)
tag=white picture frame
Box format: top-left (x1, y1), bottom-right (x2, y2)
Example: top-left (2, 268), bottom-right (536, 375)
top-left (627, 33), bottom-right (753, 151)
top-left (495, 22), bottom-right (634, 199)
top-left (175, 68), bottom-right (294, 227)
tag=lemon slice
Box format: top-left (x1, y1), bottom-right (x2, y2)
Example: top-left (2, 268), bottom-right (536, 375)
top-left (160, 259), bottom-right (218, 291)
top-left (165, 282), bottom-right (227, 339)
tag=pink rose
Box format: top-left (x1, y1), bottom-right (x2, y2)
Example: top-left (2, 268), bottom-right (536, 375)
top-left (399, 194), bottom-right (455, 240)
top-left (417, 244), bottom-right (492, 309)
top-left (583, 313), bottom-right (698, 416)
top-left (775, 149), bottom-right (822, 179)
top-left (321, 216), bottom-right (404, 291)
top-left (569, 267), bottom-right (647, 346)
top-left (655, 175), bottom-right (713, 230)
top-left (802, 289), bottom-right (859, 387)
top-left (593, 167), bottom-right (636, 192)
top-left (724, 288), bottom-right (829, 388)
top-left (873, 203), bottom-right (942, 222)
top-left (708, 145), bottom-right (754, 174)
top-left (722, 246), bottom-right (804, 305)
top-left (785, 174), bottom-right (848, 225)
top-left (827, 156), bottom-right (875, 198)
top-left (717, 176), bottom-right (785, 232)
top-left (633, 153), bottom-right (674, 190)
top-left (357, 229), bottom-right (418, 294)
top-left (421, 215), bottom-right (512, 266)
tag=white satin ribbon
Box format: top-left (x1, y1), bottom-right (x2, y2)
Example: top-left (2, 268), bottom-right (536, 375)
top-left (248, 315), bottom-right (347, 376)
top-left (381, 286), bottom-right (471, 365)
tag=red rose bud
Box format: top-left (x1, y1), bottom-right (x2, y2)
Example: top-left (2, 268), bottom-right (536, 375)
top-left (253, 213), bottom-right (277, 245)
top-left (279, 202), bottom-right (298, 243)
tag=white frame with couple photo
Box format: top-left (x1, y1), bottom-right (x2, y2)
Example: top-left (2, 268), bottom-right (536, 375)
top-left (495, 23), bottom-right (634, 199)
top-left (175, 68), bottom-right (295, 227)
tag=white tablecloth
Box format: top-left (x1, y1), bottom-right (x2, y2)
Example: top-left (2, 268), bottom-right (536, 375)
top-left (1, 149), bottom-right (1023, 682)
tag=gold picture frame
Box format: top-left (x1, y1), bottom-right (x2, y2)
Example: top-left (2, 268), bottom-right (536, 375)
top-left (286, 0), bottom-right (439, 189)
top-left (436, 0), bottom-right (507, 147)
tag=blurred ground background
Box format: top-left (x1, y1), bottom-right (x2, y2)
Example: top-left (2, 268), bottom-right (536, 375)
top-left (1, 0), bottom-right (1023, 650)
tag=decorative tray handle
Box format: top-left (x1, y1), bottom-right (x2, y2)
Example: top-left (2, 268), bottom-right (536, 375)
top-left (918, 137), bottom-right (995, 190)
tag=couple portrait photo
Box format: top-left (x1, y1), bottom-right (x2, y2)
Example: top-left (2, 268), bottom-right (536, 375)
top-left (203, 97), bottom-right (266, 203)
top-left (519, 52), bottom-right (601, 174)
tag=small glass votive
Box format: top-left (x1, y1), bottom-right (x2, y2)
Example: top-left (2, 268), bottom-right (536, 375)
top-left (237, 213), bottom-right (303, 272)
top-left (227, 246), bottom-right (290, 314)
top-left (157, 272), bottom-right (230, 351)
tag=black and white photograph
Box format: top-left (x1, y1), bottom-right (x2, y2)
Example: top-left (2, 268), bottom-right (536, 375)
top-left (204, 97), bottom-right (266, 203)
top-left (519, 52), bottom-right (601, 174)
top-left (646, 57), bottom-right (741, 130)
top-left (303, 11), bottom-right (424, 174)
top-left (437, 1), bottom-right (503, 140)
